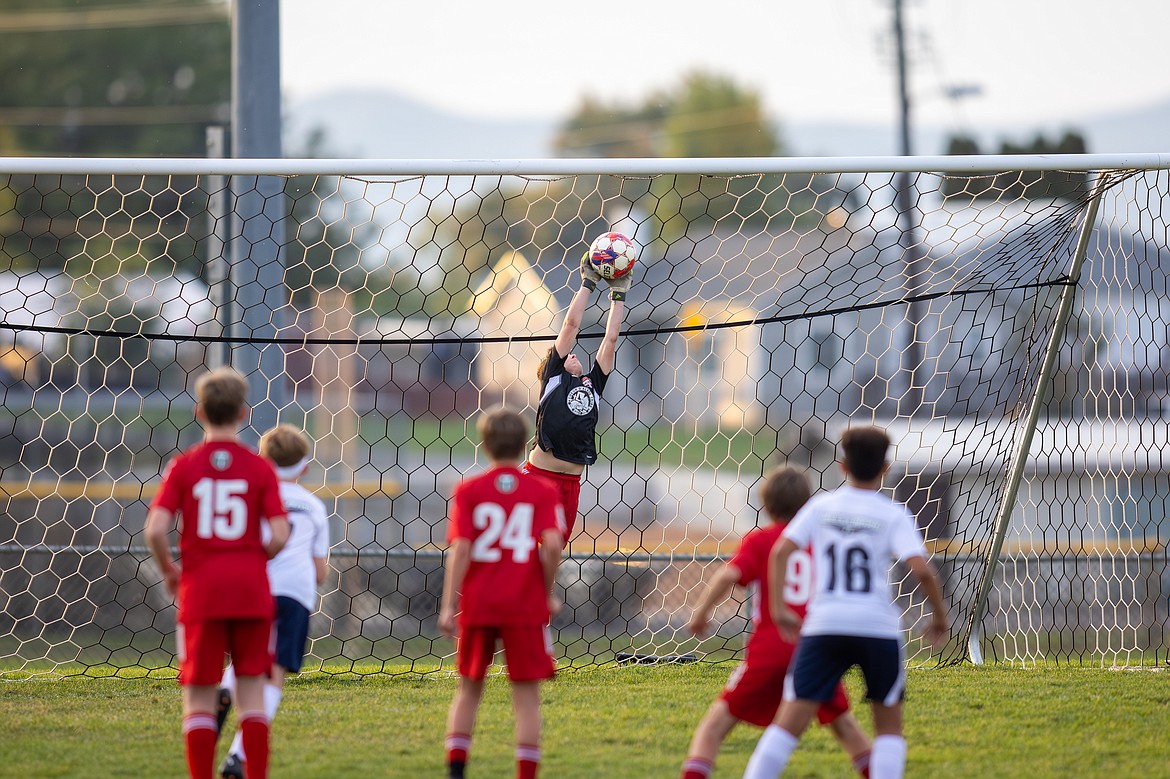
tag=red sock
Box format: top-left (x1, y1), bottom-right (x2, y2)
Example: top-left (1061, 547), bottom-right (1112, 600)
top-left (854, 749), bottom-right (872, 778)
top-left (516, 743), bottom-right (540, 779)
top-left (446, 732), bottom-right (471, 775)
top-left (681, 756), bottom-right (713, 779)
top-left (240, 711), bottom-right (270, 779)
top-left (182, 713), bottom-right (218, 779)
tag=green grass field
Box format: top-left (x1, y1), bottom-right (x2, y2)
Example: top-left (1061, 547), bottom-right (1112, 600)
top-left (2, 662), bottom-right (1165, 778)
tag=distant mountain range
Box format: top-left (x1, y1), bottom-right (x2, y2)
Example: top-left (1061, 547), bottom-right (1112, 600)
top-left (285, 89), bottom-right (556, 159)
top-left (286, 88), bottom-right (1170, 159)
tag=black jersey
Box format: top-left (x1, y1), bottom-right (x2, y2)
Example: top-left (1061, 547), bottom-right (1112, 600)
top-left (534, 350), bottom-right (609, 466)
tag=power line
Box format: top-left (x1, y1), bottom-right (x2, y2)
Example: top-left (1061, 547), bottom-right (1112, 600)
top-left (557, 104), bottom-right (774, 154)
top-left (0, 2), bottom-right (227, 32)
top-left (0, 104), bottom-right (229, 127)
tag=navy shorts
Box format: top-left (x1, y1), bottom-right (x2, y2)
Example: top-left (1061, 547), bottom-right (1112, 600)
top-left (273, 595), bottom-right (311, 673)
top-left (785, 634), bottom-right (905, 707)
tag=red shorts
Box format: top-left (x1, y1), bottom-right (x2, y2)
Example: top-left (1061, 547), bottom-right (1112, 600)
top-left (522, 463), bottom-right (581, 544)
top-left (457, 624), bottom-right (555, 682)
top-left (177, 617), bottom-right (273, 687)
top-left (721, 657), bottom-right (850, 727)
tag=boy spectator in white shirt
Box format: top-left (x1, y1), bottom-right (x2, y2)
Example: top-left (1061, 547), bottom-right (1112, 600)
top-left (217, 424), bottom-right (331, 779)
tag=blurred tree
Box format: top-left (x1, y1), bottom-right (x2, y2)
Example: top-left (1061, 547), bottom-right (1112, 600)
top-left (553, 69), bottom-right (781, 159)
top-left (0, 0), bottom-right (230, 156)
top-left (0, 0), bottom-right (231, 279)
top-left (0, 1), bottom-right (231, 392)
top-left (999, 131), bottom-right (1089, 200)
top-left (655, 72), bottom-right (811, 238)
top-left (941, 131), bottom-right (1090, 201)
top-left (661, 71), bottom-right (779, 158)
top-left (939, 135), bottom-right (995, 199)
top-left (549, 70), bottom-right (839, 251)
top-left (552, 94), bottom-right (668, 158)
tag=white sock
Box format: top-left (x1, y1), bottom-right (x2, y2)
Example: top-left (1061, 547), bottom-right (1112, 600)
top-left (742, 725), bottom-right (798, 779)
top-left (871, 735), bottom-right (907, 779)
top-left (229, 729), bottom-right (244, 759)
top-left (232, 685), bottom-right (283, 760)
top-left (220, 664), bottom-right (236, 692)
top-left (264, 683), bottom-right (283, 722)
top-left (220, 664), bottom-right (239, 757)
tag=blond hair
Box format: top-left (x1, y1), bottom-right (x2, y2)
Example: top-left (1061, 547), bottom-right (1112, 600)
top-left (194, 368), bottom-right (248, 426)
top-left (259, 423), bottom-right (310, 467)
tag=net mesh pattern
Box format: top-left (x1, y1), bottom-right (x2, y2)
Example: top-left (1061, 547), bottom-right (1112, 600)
top-left (0, 163), bottom-right (1166, 677)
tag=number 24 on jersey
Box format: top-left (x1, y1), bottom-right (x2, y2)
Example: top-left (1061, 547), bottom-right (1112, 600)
top-left (471, 502), bottom-right (537, 563)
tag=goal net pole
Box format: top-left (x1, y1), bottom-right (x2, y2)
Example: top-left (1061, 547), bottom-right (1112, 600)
top-left (963, 175), bottom-right (1110, 663)
top-left (1, 153), bottom-right (1170, 177)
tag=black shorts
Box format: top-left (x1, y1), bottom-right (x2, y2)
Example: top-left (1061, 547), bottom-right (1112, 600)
top-left (786, 634), bottom-right (905, 707)
top-left (274, 595), bottom-right (311, 673)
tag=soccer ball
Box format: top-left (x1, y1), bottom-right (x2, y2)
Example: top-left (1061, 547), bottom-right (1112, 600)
top-left (588, 232), bottom-right (637, 280)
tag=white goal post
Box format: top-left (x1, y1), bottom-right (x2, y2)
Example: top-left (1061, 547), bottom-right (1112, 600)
top-left (1, 152), bottom-right (1168, 677)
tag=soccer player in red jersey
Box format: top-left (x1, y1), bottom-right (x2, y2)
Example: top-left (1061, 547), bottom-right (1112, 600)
top-left (145, 367), bottom-right (290, 779)
top-left (439, 407), bottom-right (567, 779)
top-left (680, 466), bottom-right (872, 779)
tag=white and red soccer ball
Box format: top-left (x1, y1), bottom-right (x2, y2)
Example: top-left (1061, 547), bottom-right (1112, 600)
top-left (588, 232), bottom-right (637, 280)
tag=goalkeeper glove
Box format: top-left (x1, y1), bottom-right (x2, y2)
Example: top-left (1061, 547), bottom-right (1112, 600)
top-left (579, 252), bottom-right (603, 292)
top-left (605, 269), bottom-right (632, 302)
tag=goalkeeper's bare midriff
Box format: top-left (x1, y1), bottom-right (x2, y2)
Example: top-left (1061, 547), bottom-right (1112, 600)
top-left (527, 446), bottom-right (586, 476)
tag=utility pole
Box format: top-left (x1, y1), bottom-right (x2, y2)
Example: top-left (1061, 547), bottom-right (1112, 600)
top-left (894, 0), bottom-right (912, 159)
top-left (892, 0), bottom-right (926, 418)
top-left (230, 0), bottom-right (288, 440)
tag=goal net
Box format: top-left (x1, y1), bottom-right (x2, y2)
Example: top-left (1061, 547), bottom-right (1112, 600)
top-left (0, 154), bottom-right (1167, 677)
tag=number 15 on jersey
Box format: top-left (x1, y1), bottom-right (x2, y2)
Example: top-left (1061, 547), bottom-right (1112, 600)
top-left (192, 477), bottom-right (249, 541)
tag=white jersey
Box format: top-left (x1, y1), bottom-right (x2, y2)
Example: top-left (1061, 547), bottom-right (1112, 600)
top-left (782, 484), bottom-right (927, 640)
top-left (266, 481), bottom-right (331, 611)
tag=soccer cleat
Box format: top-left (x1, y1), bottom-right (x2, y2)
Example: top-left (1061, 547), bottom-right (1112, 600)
top-left (214, 687), bottom-right (233, 735)
top-left (219, 752), bottom-right (245, 779)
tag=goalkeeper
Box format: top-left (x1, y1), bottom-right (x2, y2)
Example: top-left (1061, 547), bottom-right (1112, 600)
top-left (523, 250), bottom-right (631, 546)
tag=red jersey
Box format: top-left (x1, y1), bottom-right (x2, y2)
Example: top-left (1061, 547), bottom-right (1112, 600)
top-left (151, 440), bottom-right (287, 623)
top-left (728, 522), bottom-right (814, 663)
top-left (447, 465), bottom-right (565, 627)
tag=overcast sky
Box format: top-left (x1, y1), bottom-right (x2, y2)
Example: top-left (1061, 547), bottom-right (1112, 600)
top-left (281, 0), bottom-right (1170, 134)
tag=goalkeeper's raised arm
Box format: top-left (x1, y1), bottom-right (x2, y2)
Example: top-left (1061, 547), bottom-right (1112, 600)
top-left (522, 247), bottom-right (632, 547)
